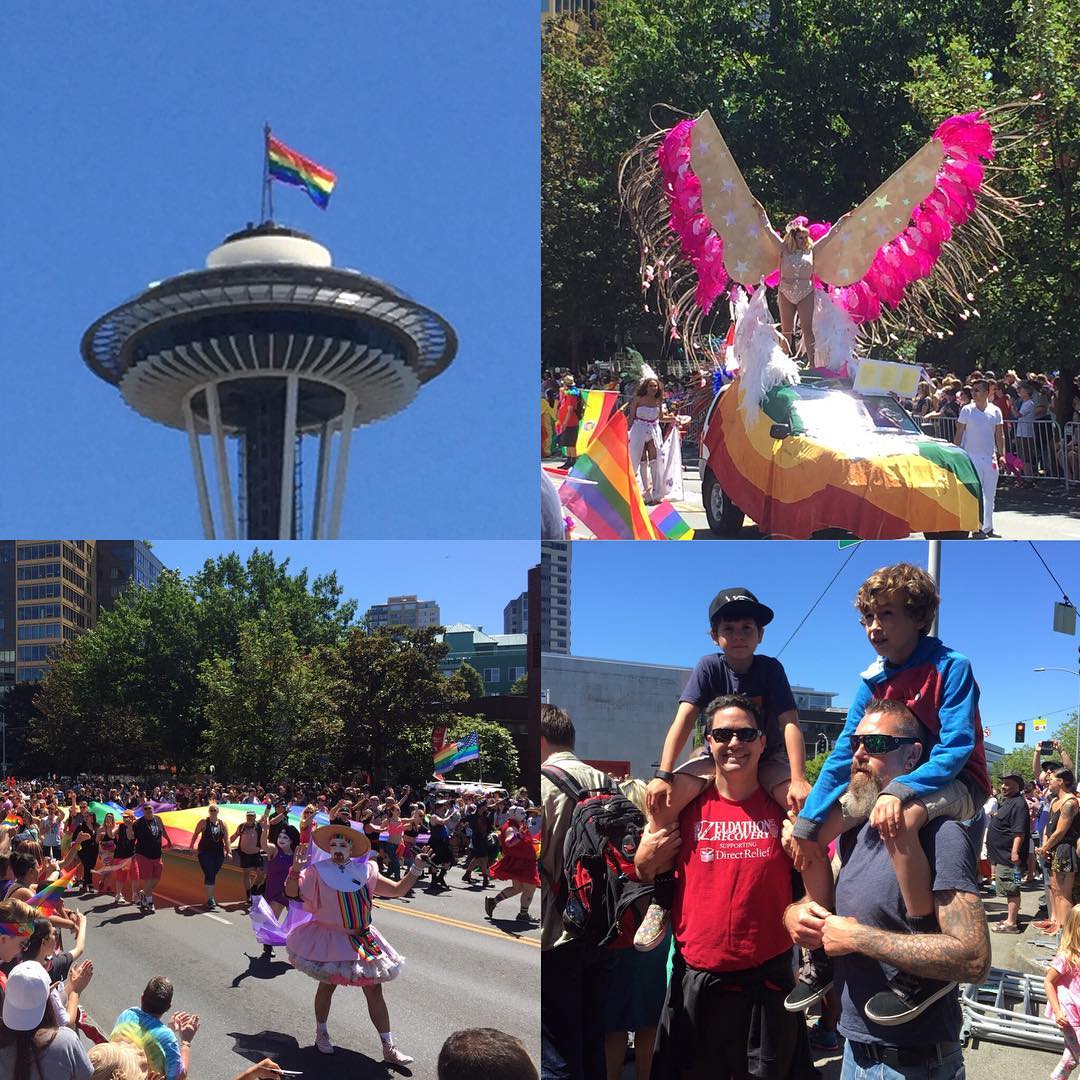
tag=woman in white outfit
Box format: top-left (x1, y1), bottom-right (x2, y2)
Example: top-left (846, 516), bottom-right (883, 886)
top-left (627, 376), bottom-right (667, 504)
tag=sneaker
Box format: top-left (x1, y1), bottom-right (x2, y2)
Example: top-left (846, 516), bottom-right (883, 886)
top-left (634, 903), bottom-right (669, 952)
top-left (207, 898), bottom-right (217, 911)
top-left (516, 910), bottom-right (536, 922)
top-left (315, 1030), bottom-right (335, 1055)
top-left (382, 1042), bottom-right (414, 1065)
top-left (785, 953), bottom-right (834, 1012)
top-left (484, 897), bottom-right (497, 919)
top-left (146, 899), bottom-right (155, 914)
top-left (864, 970), bottom-right (957, 1026)
top-left (262, 944), bottom-right (275, 959)
top-left (971, 529), bottom-right (988, 539)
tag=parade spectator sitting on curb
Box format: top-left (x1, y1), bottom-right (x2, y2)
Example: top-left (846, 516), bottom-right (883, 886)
top-left (788, 563), bottom-right (990, 1027)
top-left (637, 694), bottom-right (815, 1080)
top-left (636, 587), bottom-right (806, 952)
top-left (438, 1027), bottom-right (538, 1080)
top-left (784, 699), bottom-right (990, 1077)
top-left (110, 976), bottom-right (199, 1080)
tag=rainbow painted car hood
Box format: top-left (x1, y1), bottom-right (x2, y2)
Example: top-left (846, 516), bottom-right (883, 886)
top-left (703, 383), bottom-right (982, 539)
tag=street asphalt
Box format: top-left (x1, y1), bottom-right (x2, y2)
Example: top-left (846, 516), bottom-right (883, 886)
top-left (68, 869), bottom-right (539, 1080)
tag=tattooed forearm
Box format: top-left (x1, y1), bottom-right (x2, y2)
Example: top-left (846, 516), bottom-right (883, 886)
top-left (850, 891), bottom-right (990, 983)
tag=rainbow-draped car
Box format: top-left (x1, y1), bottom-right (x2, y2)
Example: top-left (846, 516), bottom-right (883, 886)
top-left (699, 382), bottom-right (982, 539)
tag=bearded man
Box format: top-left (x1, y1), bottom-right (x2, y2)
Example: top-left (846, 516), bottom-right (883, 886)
top-left (784, 698), bottom-right (990, 1079)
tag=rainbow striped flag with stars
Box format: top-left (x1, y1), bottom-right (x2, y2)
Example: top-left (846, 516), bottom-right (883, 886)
top-left (267, 133), bottom-right (337, 209)
top-left (433, 732), bottom-right (480, 774)
top-left (28, 865), bottom-right (78, 913)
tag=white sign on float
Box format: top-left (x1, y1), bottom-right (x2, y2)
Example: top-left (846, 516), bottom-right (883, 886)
top-left (852, 358), bottom-right (922, 399)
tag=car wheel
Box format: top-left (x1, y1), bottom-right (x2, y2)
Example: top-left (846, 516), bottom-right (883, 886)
top-left (702, 468), bottom-right (745, 537)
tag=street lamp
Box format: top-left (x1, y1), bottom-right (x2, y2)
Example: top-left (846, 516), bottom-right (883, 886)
top-left (1034, 667), bottom-right (1080, 769)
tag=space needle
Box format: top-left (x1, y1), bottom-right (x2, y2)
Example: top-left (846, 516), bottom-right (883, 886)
top-left (80, 133), bottom-right (457, 540)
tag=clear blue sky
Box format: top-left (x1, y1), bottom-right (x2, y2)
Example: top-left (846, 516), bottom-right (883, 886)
top-left (151, 540), bottom-right (536, 634)
top-left (0, 6), bottom-right (536, 538)
top-left (567, 540), bottom-right (1080, 748)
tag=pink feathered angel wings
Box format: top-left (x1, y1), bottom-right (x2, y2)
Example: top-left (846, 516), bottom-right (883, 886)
top-left (621, 105), bottom-right (1022, 359)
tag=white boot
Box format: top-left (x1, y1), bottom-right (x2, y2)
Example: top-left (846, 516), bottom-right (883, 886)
top-left (315, 1029), bottom-right (335, 1054)
top-left (649, 455), bottom-right (665, 503)
top-left (638, 463), bottom-right (654, 504)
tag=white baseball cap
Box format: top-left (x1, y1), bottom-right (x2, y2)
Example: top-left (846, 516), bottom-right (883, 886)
top-left (1, 961), bottom-right (51, 1031)
top-left (507, 806), bottom-right (527, 823)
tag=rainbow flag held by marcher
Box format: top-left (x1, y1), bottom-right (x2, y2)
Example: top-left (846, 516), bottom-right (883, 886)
top-left (28, 866), bottom-right (78, 913)
top-left (650, 501), bottom-right (693, 540)
top-left (575, 390), bottom-right (619, 455)
top-left (0, 921), bottom-right (33, 937)
top-left (267, 133), bottom-right (337, 209)
top-left (559, 411), bottom-right (661, 540)
top-left (433, 732), bottom-right (480, 773)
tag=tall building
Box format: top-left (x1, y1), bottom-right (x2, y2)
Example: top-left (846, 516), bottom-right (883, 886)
top-left (503, 591), bottom-right (528, 634)
top-left (96, 541), bottom-right (164, 616)
top-left (81, 222), bottom-right (457, 540)
top-left (542, 0), bottom-right (598, 21)
top-left (0, 543), bottom-right (15, 691)
top-left (438, 625), bottom-right (528, 696)
top-left (366, 595), bottom-right (441, 631)
top-left (5, 542), bottom-right (98, 685)
top-left (540, 542), bottom-right (571, 655)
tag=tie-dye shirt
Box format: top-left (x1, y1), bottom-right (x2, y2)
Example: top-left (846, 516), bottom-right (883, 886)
top-left (110, 1007), bottom-right (183, 1080)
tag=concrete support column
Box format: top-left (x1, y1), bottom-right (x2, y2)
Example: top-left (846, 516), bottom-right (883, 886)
top-left (182, 391), bottom-right (215, 539)
top-left (206, 381), bottom-right (237, 540)
top-left (328, 391), bottom-right (357, 540)
top-left (278, 374), bottom-right (300, 539)
top-left (311, 420), bottom-right (333, 540)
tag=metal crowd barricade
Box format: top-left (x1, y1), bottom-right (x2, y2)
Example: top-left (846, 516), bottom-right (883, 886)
top-left (921, 416), bottom-right (1076, 491)
top-left (960, 967), bottom-right (1063, 1052)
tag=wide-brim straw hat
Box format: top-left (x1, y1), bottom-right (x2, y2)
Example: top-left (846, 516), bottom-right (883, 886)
top-left (89, 1040), bottom-right (150, 1080)
top-left (310, 823), bottom-right (371, 858)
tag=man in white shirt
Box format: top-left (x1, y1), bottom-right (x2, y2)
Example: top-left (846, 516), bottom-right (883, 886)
top-left (955, 379), bottom-right (1005, 538)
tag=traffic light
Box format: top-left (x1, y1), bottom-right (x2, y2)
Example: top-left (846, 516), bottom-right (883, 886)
top-left (1015, 722), bottom-right (1026, 744)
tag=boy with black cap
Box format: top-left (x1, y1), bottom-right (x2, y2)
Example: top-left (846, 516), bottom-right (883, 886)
top-left (635, 587), bottom-right (808, 950)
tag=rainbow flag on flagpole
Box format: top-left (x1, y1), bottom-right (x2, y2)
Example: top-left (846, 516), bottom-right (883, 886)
top-left (28, 865), bottom-right (78, 913)
top-left (559, 411), bottom-right (661, 540)
top-left (266, 133), bottom-right (337, 209)
top-left (433, 732), bottom-right (480, 774)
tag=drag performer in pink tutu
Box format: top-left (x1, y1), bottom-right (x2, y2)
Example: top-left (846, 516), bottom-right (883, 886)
top-left (255, 820), bottom-right (431, 1063)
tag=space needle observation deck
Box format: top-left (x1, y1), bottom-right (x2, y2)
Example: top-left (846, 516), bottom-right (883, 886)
top-left (81, 222), bottom-right (457, 539)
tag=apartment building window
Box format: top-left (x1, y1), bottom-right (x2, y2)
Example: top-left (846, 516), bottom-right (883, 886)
top-left (62, 586), bottom-right (85, 609)
top-left (62, 566), bottom-right (85, 590)
top-left (508, 667), bottom-right (526, 681)
top-left (17, 543), bottom-right (61, 561)
top-left (17, 667), bottom-right (48, 683)
top-left (62, 545), bottom-right (86, 572)
top-left (17, 563), bottom-right (61, 581)
top-left (483, 667), bottom-right (501, 682)
top-left (18, 624), bottom-right (61, 641)
top-left (18, 645), bottom-right (54, 662)
top-left (18, 604), bottom-right (62, 620)
top-left (17, 583), bottom-right (61, 601)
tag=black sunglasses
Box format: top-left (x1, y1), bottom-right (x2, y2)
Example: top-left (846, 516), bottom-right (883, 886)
top-left (708, 727), bottom-right (761, 744)
top-left (849, 734), bottom-right (920, 755)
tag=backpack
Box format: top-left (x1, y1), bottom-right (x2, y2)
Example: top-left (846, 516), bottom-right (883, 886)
top-left (541, 764), bottom-right (653, 949)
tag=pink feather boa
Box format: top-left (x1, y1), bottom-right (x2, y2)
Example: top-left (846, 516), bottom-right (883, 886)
top-left (658, 111), bottom-right (995, 327)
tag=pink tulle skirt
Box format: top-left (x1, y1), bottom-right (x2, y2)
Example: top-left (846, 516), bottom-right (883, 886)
top-left (286, 922), bottom-right (403, 987)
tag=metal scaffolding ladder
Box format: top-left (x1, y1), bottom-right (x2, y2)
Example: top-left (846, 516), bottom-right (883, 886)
top-left (961, 967), bottom-right (1064, 1052)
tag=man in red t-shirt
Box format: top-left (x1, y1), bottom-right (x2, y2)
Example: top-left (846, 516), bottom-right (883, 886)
top-left (637, 693), bottom-right (814, 1079)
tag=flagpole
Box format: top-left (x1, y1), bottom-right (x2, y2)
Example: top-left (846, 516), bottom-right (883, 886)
top-left (262, 122), bottom-right (274, 223)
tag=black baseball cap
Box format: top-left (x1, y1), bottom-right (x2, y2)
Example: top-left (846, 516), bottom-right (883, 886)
top-left (708, 588), bottom-right (774, 629)
top-left (1000, 773), bottom-right (1023, 787)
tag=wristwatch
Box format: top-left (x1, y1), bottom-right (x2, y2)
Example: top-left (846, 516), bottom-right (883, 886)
top-left (653, 770), bottom-right (674, 783)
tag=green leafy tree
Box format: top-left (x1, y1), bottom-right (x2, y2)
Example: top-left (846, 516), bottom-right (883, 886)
top-left (332, 628), bottom-right (468, 788)
top-left (989, 746), bottom-right (1039, 786)
top-left (198, 603), bottom-right (343, 781)
top-left (451, 661), bottom-right (486, 701)
top-left (805, 750), bottom-right (830, 786)
top-left (543, 0), bottom-right (1072, 373)
top-left (509, 673), bottom-right (529, 696)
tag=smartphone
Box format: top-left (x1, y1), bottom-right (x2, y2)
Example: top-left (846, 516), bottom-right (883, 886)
top-left (1039, 740), bottom-right (1055, 753)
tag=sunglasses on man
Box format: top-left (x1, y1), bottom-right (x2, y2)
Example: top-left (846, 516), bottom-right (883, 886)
top-left (849, 734), bottom-right (920, 755)
top-left (707, 727), bottom-right (761, 744)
